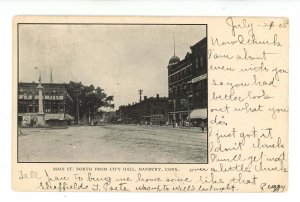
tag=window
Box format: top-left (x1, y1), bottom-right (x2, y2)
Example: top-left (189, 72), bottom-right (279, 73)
top-left (200, 55), bottom-right (204, 67)
top-left (18, 101), bottom-right (27, 113)
top-left (182, 84), bottom-right (186, 95)
top-left (59, 104), bottom-right (64, 112)
top-left (28, 104), bottom-right (33, 113)
top-left (28, 93), bottom-right (33, 100)
top-left (195, 57), bottom-right (199, 69)
top-left (178, 85), bottom-right (181, 95)
top-left (45, 101), bottom-right (50, 113)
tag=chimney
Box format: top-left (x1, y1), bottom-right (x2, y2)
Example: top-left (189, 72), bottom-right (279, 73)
top-left (144, 96), bottom-right (147, 100)
top-left (156, 94), bottom-right (159, 99)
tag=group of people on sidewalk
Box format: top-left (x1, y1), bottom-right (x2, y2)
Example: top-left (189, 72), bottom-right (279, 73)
top-left (170, 120), bottom-right (207, 132)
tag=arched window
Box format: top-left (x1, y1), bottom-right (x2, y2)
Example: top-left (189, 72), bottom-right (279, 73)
top-left (27, 92), bottom-right (33, 100)
top-left (182, 84), bottom-right (186, 95)
top-left (23, 92), bottom-right (27, 100)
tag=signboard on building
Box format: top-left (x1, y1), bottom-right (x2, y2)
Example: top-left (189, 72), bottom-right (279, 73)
top-left (191, 73), bottom-right (207, 83)
top-left (150, 114), bottom-right (165, 125)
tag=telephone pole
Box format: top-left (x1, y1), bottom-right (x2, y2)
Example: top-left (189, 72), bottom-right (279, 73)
top-left (138, 89), bottom-right (143, 102)
top-left (50, 67), bottom-right (53, 83)
top-left (76, 92), bottom-right (80, 124)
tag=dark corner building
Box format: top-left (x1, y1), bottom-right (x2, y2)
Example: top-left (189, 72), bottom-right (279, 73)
top-left (167, 37), bottom-right (208, 127)
top-left (116, 94), bottom-right (169, 125)
top-left (18, 71), bottom-right (75, 127)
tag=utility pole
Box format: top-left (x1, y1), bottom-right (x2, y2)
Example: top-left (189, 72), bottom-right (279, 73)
top-left (50, 67), bottom-right (53, 83)
top-left (138, 89), bottom-right (143, 125)
top-left (138, 89), bottom-right (143, 102)
top-left (187, 97), bottom-right (190, 128)
top-left (76, 92), bottom-right (80, 124)
top-left (173, 99), bottom-right (176, 127)
top-left (88, 106), bottom-right (91, 124)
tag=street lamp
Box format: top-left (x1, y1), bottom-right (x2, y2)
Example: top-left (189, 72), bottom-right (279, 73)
top-left (173, 99), bottom-right (176, 127)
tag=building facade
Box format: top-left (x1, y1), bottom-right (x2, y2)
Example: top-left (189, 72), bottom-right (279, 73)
top-left (167, 37), bottom-right (207, 127)
top-left (116, 94), bottom-right (169, 125)
top-left (18, 79), bottom-right (74, 127)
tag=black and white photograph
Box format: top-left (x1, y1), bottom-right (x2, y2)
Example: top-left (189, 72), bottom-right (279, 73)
top-left (17, 23), bottom-right (208, 163)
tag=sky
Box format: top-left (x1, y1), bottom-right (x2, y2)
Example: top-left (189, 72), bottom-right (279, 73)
top-left (19, 24), bottom-right (206, 109)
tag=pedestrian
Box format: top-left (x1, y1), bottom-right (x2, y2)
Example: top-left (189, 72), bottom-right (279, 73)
top-left (201, 121), bottom-right (205, 133)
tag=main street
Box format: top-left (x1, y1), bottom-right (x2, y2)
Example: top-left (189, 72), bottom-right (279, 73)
top-left (18, 125), bottom-right (207, 163)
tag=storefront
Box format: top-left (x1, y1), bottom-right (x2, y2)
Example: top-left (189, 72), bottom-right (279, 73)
top-left (189, 108), bottom-right (207, 127)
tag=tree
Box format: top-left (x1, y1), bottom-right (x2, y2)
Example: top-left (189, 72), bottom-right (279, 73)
top-left (66, 81), bottom-right (114, 124)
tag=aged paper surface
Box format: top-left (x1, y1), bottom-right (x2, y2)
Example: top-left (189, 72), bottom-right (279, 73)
top-left (12, 16), bottom-right (288, 192)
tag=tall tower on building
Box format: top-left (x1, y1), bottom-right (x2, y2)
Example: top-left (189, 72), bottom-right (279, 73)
top-left (173, 32), bottom-right (176, 56)
top-left (168, 33), bottom-right (180, 68)
top-left (167, 33), bottom-right (180, 126)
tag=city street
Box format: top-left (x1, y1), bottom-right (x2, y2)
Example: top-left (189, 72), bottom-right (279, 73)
top-left (18, 125), bottom-right (207, 163)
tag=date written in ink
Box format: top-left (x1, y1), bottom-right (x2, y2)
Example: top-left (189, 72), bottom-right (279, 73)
top-left (18, 170), bottom-right (41, 180)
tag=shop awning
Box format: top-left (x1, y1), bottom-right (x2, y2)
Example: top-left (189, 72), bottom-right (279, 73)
top-left (45, 113), bottom-right (75, 121)
top-left (45, 114), bottom-right (65, 121)
top-left (189, 108), bottom-right (207, 119)
top-left (64, 114), bottom-right (74, 120)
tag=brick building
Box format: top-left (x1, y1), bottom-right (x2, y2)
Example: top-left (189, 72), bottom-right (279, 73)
top-left (18, 77), bottom-right (74, 127)
top-left (167, 37), bottom-right (207, 127)
top-left (116, 94), bottom-right (169, 125)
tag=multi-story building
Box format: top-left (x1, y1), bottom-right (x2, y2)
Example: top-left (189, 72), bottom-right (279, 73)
top-left (18, 78), bottom-right (74, 127)
top-left (167, 37), bottom-right (207, 127)
top-left (116, 94), bottom-right (169, 125)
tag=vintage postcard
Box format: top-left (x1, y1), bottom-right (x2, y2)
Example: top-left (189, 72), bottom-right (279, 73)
top-left (12, 16), bottom-right (288, 192)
